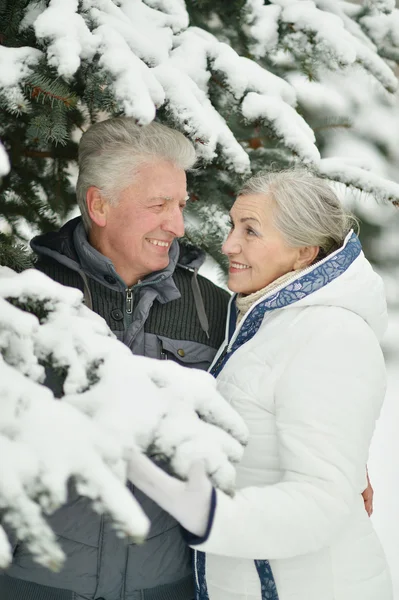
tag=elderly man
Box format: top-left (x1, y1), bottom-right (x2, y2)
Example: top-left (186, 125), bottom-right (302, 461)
top-left (0, 118), bottom-right (229, 600)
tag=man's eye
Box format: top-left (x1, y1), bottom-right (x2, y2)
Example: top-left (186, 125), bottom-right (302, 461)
top-left (246, 228), bottom-right (256, 236)
top-left (228, 219), bottom-right (234, 229)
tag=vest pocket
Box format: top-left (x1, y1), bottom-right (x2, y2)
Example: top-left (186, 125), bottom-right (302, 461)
top-left (156, 336), bottom-right (216, 371)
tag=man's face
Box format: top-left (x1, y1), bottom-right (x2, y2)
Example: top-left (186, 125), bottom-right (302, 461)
top-left (95, 160), bottom-right (188, 285)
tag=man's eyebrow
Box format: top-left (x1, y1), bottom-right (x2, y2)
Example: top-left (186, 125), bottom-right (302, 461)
top-left (148, 196), bottom-right (188, 202)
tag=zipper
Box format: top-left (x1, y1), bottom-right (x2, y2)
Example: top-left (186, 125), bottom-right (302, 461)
top-left (159, 339), bottom-right (168, 360)
top-left (207, 294), bottom-right (236, 373)
top-left (210, 344), bottom-right (228, 374)
top-left (125, 288), bottom-right (133, 314)
top-left (124, 274), bottom-right (167, 316)
top-left (193, 549), bottom-right (200, 592)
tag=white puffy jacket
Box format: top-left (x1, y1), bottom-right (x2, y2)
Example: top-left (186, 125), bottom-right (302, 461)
top-left (192, 232), bottom-right (393, 600)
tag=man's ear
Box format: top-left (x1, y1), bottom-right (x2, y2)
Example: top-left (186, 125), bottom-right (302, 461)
top-left (87, 187), bottom-right (109, 227)
top-left (293, 245), bottom-right (319, 270)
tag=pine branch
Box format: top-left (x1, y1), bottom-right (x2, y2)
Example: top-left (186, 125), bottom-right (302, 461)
top-left (0, 233), bottom-right (33, 271)
top-left (25, 76), bottom-right (77, 111)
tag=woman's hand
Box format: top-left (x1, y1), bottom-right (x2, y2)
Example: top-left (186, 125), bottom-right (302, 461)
top-left (362, 470), bottom-right (374, 517)
top-left (127, 450), bottom-right (213, 536)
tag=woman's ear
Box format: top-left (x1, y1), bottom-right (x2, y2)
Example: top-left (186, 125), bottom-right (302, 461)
top-left (293, 246), bottom-right (319, 270)
top-left (87, 187), bottom-right (109, 227)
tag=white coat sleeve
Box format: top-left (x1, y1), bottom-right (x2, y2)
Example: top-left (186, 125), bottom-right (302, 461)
top-left (190, 315), bottom-right (386, 559)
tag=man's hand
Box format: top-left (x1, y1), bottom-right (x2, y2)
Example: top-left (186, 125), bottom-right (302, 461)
top-left (128, 450), bottom-right (213, 537)
top-left (362, 470), bottom-right (374, 517)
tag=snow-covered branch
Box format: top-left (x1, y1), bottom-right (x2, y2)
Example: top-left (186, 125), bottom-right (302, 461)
top-left (0, 266), bottom-right (247, 571)
top-left (0, 142), bottom-right (10, 179)
top-left (1, 0), bottom-right (398, 203)
top-left (319, 158), bottom-right (399, 202)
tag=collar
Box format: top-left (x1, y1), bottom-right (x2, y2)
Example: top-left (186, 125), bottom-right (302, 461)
top-left (211, 230), bottom-right (362, 378)
top-left (235, 268), bottom-right (306, 325)
top-left (73, 221), bottom-right (181, 302)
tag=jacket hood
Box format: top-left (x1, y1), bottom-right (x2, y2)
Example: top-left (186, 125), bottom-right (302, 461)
top-left (30, 216), bottom-right (206, 285)
top-left (290, 231), bottom-right (388, 342)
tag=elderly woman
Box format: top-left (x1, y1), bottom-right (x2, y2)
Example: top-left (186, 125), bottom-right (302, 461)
top-left (128, 170), bottom-right (393, 600)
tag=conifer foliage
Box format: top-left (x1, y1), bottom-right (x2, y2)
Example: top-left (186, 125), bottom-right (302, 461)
top-left (0, 264), bottom-right (247, 570)
top-left (1, 0), bottom-right (399, 264)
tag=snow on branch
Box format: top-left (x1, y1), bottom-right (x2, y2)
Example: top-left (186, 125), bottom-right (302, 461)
top-left (0, 142), bottom-right (10, 178)
top-left (0, 46), bottom-right (42, 113)
top-left (2, 0), bottom-right (399, 205)
top-left (245, 0), bottom-right (398, 93)
top-left (2, 0), bottom-right (318, 173)
top-left (245, 1), bottom-right (281, 58)
top-left (0, 266), bottom-right (247, 570)
top-left (138, 0), bottom-right (189, 31)
top-left (164, 26), bottom-right (316, 172)
top-left (360, 9), bottom-right (399, 62)
top-left (363, 0), bottom-right (395, 14)
top-left (319, 158), bottom-right (399, 203)
top-left (242, 93), bottom-right (320, 165)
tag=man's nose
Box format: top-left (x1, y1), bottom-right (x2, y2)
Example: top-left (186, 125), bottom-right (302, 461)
top-left (163, 206), bottom-right (185, 238)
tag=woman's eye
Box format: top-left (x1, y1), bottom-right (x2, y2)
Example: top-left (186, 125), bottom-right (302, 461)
top-left (246, 228), bottom-right (256, 236)
top-left (228, 220), bottom-right (234, 229)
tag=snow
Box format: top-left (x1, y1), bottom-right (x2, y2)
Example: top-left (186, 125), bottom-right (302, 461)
top-left (315, 0), bottom-right (376, 50)
top-left (0, 0), bottom-right (396, 204)
top-left (369, 313), bottom-right (399, 599)
top-left (124, 0), bottom-right (189, 33)
top-left (288, 64), bottom-right (399, 196)
top-left (288, 73), bottom-right (351, 116)
top-left (282, 1), bottom-right (358, 65)
top-left (352, 35), bottom-right (398, 93)
top-left (0, 46), bottom-right (42, 88)
top-left (0, 142), bottom-right (10, 178)
top-left (212, 45), bottom-right (296, 106)
top-left (34, 0), bottom-right (98, 78)
top-left (247, 0), bottom-right (398, 95)
top-left (95, 24), bottom-right (164, 122)
top-left (319, 158), bottom-right (399, 202)
top-left (0, 266), bottom-right (248, 570)
top-left (361, 9), bottom-right (399, 51)
top-left (242, 92), bottom-right (320, 165)
top-left (245, 1), bottom-right (281, 58)
top-left (365, 0), bottom-right (396, 13)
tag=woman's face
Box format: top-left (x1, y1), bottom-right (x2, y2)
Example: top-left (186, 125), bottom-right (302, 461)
top-left (222, 194), bottom-right (307, 295)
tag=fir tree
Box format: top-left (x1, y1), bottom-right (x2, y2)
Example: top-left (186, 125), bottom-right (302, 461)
top-left (0, 264), bottom-right (246, 569)
top-left (1, 0), bottom-right (399, 269)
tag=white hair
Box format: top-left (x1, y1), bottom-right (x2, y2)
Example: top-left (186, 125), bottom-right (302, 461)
top-left (76, 118), bottom-right (197, 230)
top-left (239, 169), bottom-right (357, 260)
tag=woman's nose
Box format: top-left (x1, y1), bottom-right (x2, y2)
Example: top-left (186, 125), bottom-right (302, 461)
top-left (222, 233), bottom-right (240, 256)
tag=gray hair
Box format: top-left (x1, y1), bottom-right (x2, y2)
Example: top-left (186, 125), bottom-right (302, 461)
top-left (239, 169), bottom-right (357, 260)
top-left (76, 118), bottom-right (197, 230)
